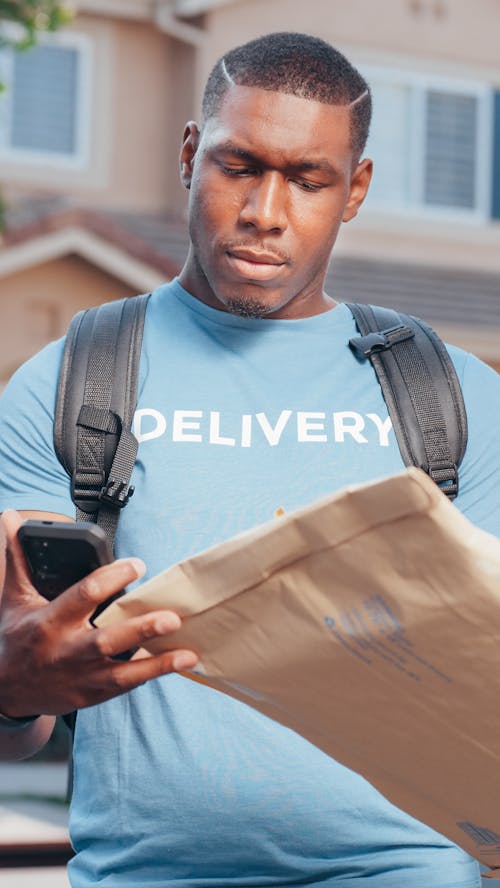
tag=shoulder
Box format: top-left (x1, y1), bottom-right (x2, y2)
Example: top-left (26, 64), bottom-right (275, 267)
top-left (445, 345), bottom-right (500, 534)
top-left (446, 345), bottom-right (500, 426)
top-left (0, 338), bottom-right (73, 516)
top-left (446, 344), bottom-right (499, 392)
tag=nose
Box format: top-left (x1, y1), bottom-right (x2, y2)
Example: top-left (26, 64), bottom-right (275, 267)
top-left (238, 171), bottom-right (288, 233)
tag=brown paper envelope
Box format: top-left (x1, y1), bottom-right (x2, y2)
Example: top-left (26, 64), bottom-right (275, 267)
top-left (97, 468), bottom-right (500, 874)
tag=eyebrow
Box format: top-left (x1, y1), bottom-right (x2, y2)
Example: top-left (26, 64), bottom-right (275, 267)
top-left (211, 140), bottom-right (339, 177)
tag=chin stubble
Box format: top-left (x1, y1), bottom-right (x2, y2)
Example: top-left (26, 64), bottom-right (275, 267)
top-left (225, 297), bottom-right (271, 318)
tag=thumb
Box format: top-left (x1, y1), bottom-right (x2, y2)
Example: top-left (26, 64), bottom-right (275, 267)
top-left (1, 509), bottom-right (46, 607)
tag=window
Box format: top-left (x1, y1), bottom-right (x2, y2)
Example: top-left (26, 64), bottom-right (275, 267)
top-left (361, 67), bottom-right (494, 220)
top-left (0, 32), bottom-right (91, 167)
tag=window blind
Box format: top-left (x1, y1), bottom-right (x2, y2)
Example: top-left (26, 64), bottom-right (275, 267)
top-left (424, 90), bottom-right (477, 210)
top-left (10, 44), bottom-right (78, 155)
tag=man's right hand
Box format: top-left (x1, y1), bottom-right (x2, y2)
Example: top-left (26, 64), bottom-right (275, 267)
top-left (0, 509), bottom-right (199, 720)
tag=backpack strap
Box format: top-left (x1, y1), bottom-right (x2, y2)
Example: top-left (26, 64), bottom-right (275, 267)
top-left (345, 303), bottom-right (467, 500)
top-left (54, 294), bottom-right (150, 546)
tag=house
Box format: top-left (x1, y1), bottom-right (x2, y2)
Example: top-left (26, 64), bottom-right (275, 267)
top-left (0, 0), bottom-right (499, 384)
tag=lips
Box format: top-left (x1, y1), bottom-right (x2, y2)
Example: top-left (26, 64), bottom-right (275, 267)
top-left (225, 248), bottom-right (288, 281)
top-left (229, 248), bottom-right (285, 265)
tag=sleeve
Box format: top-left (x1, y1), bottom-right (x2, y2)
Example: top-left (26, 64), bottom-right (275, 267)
top-left (452, 350), bottom-right (500, 537)
top-left (0, 339), bottom-right (75, 518)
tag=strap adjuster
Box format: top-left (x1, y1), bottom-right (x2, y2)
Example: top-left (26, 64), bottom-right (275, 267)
top-left (349, 325), bottom-right (415, 359)
top-left (99, 478), bottom-right (135, 509)
top-left (72, 470), bottom-right (105, 513)
top-left (428, 460), bottom-right (459, 499)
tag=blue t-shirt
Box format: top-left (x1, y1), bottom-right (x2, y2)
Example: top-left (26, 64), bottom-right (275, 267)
top-left (1, 279), bottom-right (499, 888)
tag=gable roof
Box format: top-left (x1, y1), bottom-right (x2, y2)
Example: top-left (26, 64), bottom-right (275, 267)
top-left (1, 197), bottom-right (180, 291)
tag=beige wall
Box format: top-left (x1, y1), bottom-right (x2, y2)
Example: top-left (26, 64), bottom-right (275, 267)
top-left (0, 255), bottom-right (135, 383)
top-left (3, 14), bottom-right (192, 214)
top-left (99, 17), bottom-right (188, 213)
top-left (200, 0), bottom-right (500, 86)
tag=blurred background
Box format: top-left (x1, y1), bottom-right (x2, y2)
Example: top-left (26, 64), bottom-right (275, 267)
top-left (0, 0), bottom-right (499, 386)
top-left (0, 0), bottom-right (498, 883)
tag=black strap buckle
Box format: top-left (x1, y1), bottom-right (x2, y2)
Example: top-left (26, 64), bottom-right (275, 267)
top-left (428, 460), bottom-right (459, 499)
top-left (72, 470), bottom-right (105, 513)
top-left (99, 478), bottom-right (135, 509)
top-left (349, 325), bottom-right (415, 359)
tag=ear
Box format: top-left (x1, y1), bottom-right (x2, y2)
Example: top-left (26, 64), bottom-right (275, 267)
top-left (180, 122), bottom-right (201, 190)
top-left (342, 158), bottom-right (373, 223)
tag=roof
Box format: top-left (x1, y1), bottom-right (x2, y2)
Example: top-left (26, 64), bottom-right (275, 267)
top-left (2, 197), bottom-right (181, 280)
top-left (2, 196), bottom-right (500, 356)
top-left (327, 256), bottom-right (500, 328)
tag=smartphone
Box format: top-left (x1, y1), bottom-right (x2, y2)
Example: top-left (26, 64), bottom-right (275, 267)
top-left (17, 520), bottom-right (120, 622)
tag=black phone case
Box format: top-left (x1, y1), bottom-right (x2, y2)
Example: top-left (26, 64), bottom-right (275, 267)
top-left (17, 520), bottom-right (113, 603)
top-left (18, 521), bottom-right (134, 657)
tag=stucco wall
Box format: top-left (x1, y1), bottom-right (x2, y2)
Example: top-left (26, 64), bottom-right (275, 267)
top-left (0, 255), bottom-right (135, 384)
top-left (200, 0), bottom-right (500, 91)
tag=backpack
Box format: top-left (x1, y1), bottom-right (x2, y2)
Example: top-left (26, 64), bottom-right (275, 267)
top-left (54, 296), bottom-right (468, 548)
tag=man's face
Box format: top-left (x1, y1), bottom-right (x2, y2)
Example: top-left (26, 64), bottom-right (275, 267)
top-left (179, 85), bottom-right (372, 320)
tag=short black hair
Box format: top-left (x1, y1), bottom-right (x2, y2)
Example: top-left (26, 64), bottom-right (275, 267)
top-left (202, 32), bottom-right (372, 158)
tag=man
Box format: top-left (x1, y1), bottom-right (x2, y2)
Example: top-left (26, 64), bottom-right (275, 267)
top-left (0, 32), bottom-right (499, 887)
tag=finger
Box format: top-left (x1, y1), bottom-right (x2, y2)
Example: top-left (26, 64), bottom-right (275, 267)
top-left (104, 647), bottom-right (199, 696)
top-left (1, 509), bottom-right (47, 605)
top-left (50, 558), bottom-right (146, 623)
top-left (79, 610), bottom-right (184, 660)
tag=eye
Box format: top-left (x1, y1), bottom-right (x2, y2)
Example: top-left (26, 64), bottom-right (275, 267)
top-left (219, 164), bottom-right (256, 177)
top-left (294, 179), bottom-right (324, 193)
